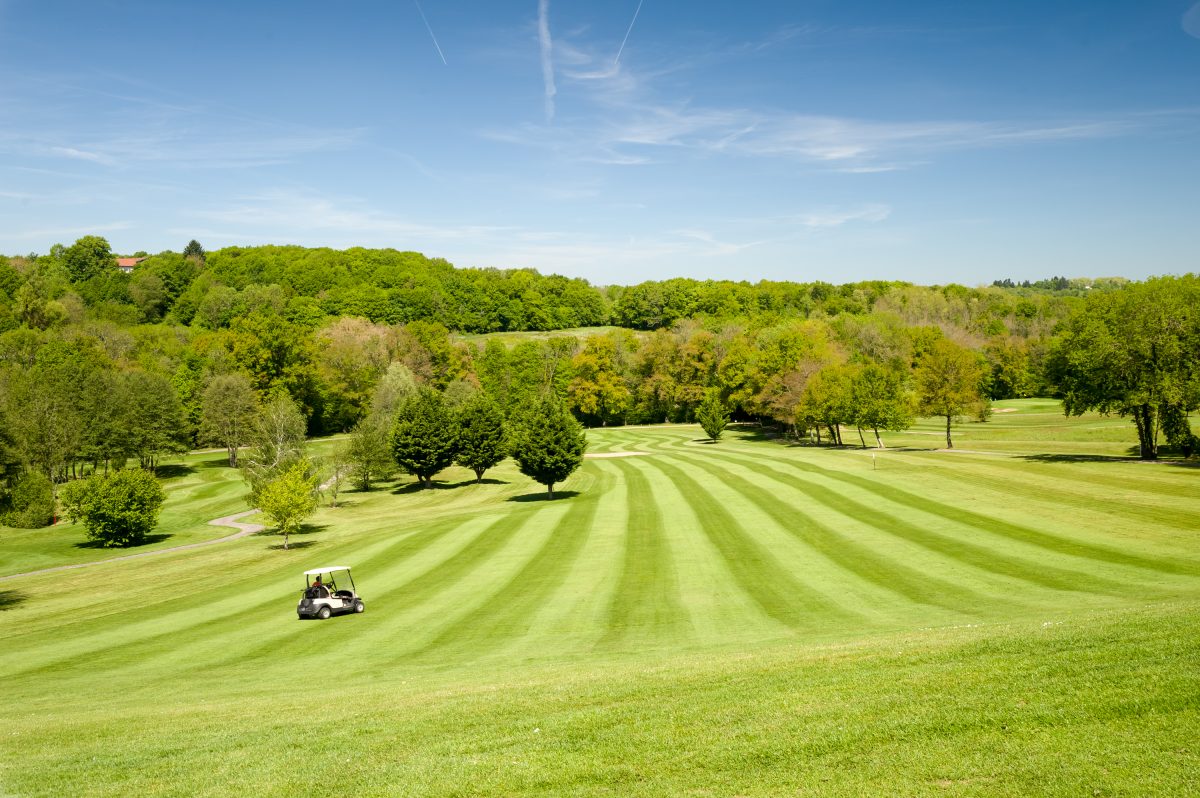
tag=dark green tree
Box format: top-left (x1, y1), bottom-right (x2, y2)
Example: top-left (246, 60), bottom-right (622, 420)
top-left (59, 469), bottom-right (166, 547)
top-left (509, 395), bottom-right (588, 499)
top-left (1047, 275), bottom-right (1200, 460)
top-left (1, 472), bottom-right (55, 529)
top-left (62, 236), bottom-right (118, 283)
top-left (392, 389), bottom-right (459, 488)
top-left (696, 389), bottom-right (729, 442)
top-left (182, 239), bottom-right (206, 262)
top-left (455, 393), bottom-right (507, 482)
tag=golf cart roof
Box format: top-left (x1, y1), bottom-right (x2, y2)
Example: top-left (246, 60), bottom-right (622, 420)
top-left (303, 566), bottom-right (351, 576)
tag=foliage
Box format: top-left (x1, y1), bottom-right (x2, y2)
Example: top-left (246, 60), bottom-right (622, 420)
top-left (1, 471), bottom-right (55, 529)
top-left (255, 459), bottom-right (318, 550)
top-left (454, 393), bottom-right (507, 482)
top-left (59, 468), bottom-right (165, 547)
top-left (345, 413), bottom-right (395, 491)
top-left (200, 373), bottom-right (260, 467)
top-left (182, 239), bottom-right (206, 262)
top-left (241, 395), bottom-right (307, 504)
top-left (62, 236), bottom-right (118, 283)
top-left (391, 388), bottom-right (459, 487)
top-left (849, 363), bottom-right (915, 448)
top-left (915, 339), bottom-right (984, 449)
top-left (1047, 275), bottom-right (1200, 460)
top-left (509, 395), bottom-right (587, 498)
top-left (696, 390), bottom-right (729, 441)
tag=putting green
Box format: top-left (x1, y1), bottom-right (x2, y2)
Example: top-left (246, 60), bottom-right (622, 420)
top-left (2, 410), bottom-right (1199, 796)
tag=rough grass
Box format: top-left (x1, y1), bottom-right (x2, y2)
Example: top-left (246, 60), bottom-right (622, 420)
top-left (2, 402), bottom-right (1198, 796)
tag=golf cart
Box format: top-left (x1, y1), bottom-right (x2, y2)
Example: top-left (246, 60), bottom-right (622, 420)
top-left (297, 566), bottom-right (364, 620)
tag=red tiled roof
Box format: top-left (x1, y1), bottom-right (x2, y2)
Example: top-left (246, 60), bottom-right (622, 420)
top-left (116, 257), bottom-right (147, 268)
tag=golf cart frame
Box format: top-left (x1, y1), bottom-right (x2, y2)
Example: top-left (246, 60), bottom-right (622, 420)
top-left (296, 566), bottom-right (364, 620)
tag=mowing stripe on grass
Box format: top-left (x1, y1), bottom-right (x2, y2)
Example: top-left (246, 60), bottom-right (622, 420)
top-left (776, 454), bottom-right (1200, 577)
top-left (902, 452), bottom-right (1200, 532)
top-left (646, 457), bottom-right (865, 631)
top-left (599, 458), bottom-right (689, 648)
top-left (665, 450), bottom-right (992, 614)
top-left (408, 467), bottom-right (613, 662)
top-left (704, 449), bottom-right (1135, 597)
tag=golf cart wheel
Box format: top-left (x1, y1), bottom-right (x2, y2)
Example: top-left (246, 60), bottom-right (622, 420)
top-left (354, 600), bottom-right (365, 613)
top-left (316, 606), bottom-right (332, 620)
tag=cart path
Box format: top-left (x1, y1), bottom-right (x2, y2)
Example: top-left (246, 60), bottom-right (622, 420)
top-left (0, 510), bottom-right (268, 583)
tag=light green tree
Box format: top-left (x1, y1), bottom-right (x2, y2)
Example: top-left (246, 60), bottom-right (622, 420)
top-left (200, 373), bottom-right (261, 467)
top-left (256, 460), bottom-right (319, 550)
top-left (850, 363), bottom-right (915, 448)
top-left (914, 339), bottom-right (984, 449)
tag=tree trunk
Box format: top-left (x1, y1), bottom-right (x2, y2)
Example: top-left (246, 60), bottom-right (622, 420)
top-left (283, 530), bottom-right (289, 550)
top-left (814, 426), bottom-right (822, 445)
top-left (874, 427), bottom-right (884, 449)
top-left (1136, 404), bottom-right (1159, 460)
top-left (228, 447), bottom-right (238, 468)
top-left (945, 414), bottom-right (953, 448)
top-left (547, 483), bottom-right (555, 500)
top-left (475, 469), bottom-right (485, 483)
top-left (857, 427), bottom-right (867, 448)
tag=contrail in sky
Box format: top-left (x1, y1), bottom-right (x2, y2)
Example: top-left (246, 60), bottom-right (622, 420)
top-left (614, 0), bottom-right (644, 65)
top-left (413, 0), bottom-right (448, 65)
top-left (538, 0), bottom-right (556, 121)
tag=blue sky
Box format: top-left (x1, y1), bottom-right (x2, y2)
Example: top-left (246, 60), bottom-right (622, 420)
top-left (1, 1), bottom-right (1198, 285)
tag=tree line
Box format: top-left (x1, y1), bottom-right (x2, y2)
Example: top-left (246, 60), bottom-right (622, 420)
top-left (1, 237), bottom-right (1196, 530)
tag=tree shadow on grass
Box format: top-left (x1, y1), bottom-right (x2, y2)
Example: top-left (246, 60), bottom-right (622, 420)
top-left (507, 490), bottom-right (581, 503)
top-left (392, 481), bottom-right (462, 495)
top-left (692, 438), bottom-right (719, 444)
top-left (0, 589), bottom-right (28, 611)
top-left (73, 533), bottom-right (172, 550)
top-left (153, 464), bottom-right (197, 480)
top-left (267, 540), bottom-right (319, 551)
top-left (1020, 452), bottom-right (1200, 468)
top-left (254, 523), bottom-right (328, 538)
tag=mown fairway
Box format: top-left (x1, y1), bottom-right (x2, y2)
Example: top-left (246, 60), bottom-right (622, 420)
top-left (3, 404), bottom-right (1199, 796)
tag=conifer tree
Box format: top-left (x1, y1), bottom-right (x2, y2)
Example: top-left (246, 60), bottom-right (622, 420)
top-left (455, 393), bottom-right (507, 482)
top-left (509, 395), bottom-right (587, 499)
top-left (392, 389), bottom-right (458, 488)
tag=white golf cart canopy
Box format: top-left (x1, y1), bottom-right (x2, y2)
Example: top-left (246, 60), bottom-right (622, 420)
top-left (303, 566), bottom-right (351, 575)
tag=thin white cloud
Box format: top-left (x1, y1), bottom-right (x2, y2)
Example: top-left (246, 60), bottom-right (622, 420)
top-left (1, 221), bottom-right (132, 241)
top-left (538, 0), bottom-right (556, 121)
top-left (792, 204), bottom-right (892, 228)
top-left (48, 146), bottom-right (115, 166)
top-left (1184, 3), bottom-right (1200, 39)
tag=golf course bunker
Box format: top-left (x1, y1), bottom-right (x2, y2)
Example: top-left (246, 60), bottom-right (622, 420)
top-left (585, 451), bottom-right (652, 458)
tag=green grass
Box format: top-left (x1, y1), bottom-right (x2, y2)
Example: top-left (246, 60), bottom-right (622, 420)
top-left (2, 406), bottom-right (1198, 796)
top-left (454, 326), bottom-right (629, 347)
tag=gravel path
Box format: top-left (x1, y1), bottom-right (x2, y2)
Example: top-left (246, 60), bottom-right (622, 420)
top-left (0, 509), bottom-right (266, 583)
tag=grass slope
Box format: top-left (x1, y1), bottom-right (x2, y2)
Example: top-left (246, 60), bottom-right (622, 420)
top-left (2, 405), bottom-right (1199, 795)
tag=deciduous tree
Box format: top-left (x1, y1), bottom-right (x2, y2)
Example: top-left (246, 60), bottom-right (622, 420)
top-left (915, 339), bottom-right (984, 449)
top-left (201, 373), bottom-right (260, 467)
top-left (59, 469), bottom-right (165, 547)
top-left (256, 459), bottom-right (318, 550)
